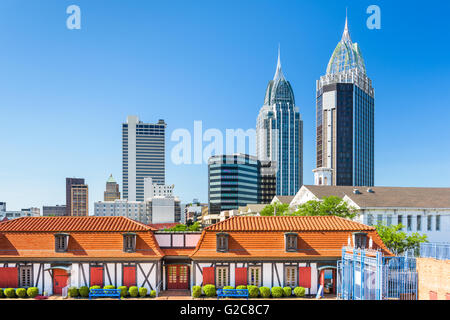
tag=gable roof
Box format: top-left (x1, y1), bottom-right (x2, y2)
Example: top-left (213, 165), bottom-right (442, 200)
top-left (0, 216), bottom-right (155, 232)
top-left (272, 195), bottom-right (295, 204)
top-left (149, 222), bottom-right (180, 230)
top-left (303, 185), bottom-right (450, 208)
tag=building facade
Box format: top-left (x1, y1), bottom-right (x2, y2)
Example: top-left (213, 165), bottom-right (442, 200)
top-left (144, 177), bottom-right (173, 201)
top-left (256, 49), bottom-right (303, 196)
top-left (315, 18), bottom-right (374, 187)
top-left (94, 199), bottom-right (147, 223)
top-left (104, 174), bottom-right (120, 201)
top-left (146, 196), bottom-right (181, 224)
top-left (42, 205), bottom-right (67, 217)
top-left (122, 116), bottom-right (166, 202)
top-left (70, 184), bottom-right (88, 216)
top-left (66, 178), bottom-right (85, 216)
top-left (0, 202), bottom-right (5, 212)
top-left (290, 185), bottom-right (450, 243)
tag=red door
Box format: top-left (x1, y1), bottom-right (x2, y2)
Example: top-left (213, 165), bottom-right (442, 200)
top-left (123, 266), bottom-right (136, 287)
top-left (90, 266), bottom-right (103, 287)
top-left (53, 269), bottom-right (69, 295)
top-left (167, 265), bottom-right (189, 289)
top-left (0, 268), bottom-right (18, 288)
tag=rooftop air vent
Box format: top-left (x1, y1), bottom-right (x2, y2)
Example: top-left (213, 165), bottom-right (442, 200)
top-left (353, 188), bottom-right (361, 194)
top-left (367, 188), bottom-right (374, 193)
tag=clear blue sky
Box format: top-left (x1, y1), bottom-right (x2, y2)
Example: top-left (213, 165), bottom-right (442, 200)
top-left (0, 0), bottom-right (449, 213)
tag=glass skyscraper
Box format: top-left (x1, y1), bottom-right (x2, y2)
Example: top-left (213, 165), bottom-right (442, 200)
top-left (256, 49), bottom-right (303, 195)
top-left (122, 115), bottom-right (166, 202)
top-left (314, 17), bottom-right (374, 186)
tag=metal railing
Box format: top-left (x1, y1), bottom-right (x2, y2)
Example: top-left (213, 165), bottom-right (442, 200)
top-left (420, 243), bottom-right (450, 260)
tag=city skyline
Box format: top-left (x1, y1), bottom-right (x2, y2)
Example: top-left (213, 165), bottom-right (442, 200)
top-left (1, 1), bottom-right (449, 213)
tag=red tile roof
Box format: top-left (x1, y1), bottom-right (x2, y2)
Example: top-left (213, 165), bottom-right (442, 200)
top-left (0, 216), bottom-right (155, 232)
top-left (205, 215), bottom-right (376, 232)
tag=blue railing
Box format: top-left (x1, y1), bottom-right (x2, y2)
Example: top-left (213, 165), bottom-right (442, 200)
top-left (420, 243), bottom-right (450, 260)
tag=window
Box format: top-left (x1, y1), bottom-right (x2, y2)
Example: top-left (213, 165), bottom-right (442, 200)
top-left (19, 266), bottom-right (33, 288)
top-left (367, 214), bottom-right (373, 225)
top-left (54, 233), bottom-right (69, 252)
top-left (386, 215), bottom-right (392, 226)
top-left (353, 232), bottom-right (367, 249)
top-left (216, 233), bottom-right (228, 252)
top-left (417, 216), bottom-right (422, 231)
top-left (248, 267), bottom-right (261, 287)
top-left (436, 215), bottom-right (440, 231)
top-left (407, 215), bottom-right (412, 231)
top-left (215, 266), bottom-right (229, 288)
top-left (123, 233), bottom-right (136, 253)
top-left (376, 214), bottom-right (383, 225)
top-left (427, 215), bottom-right (432, 231)
top-left (285, 233), bottom-right (297, 252)
top-left (284, 266), bottom-right (297, 288)
top-left (398, 215), bottom-right (403, 229)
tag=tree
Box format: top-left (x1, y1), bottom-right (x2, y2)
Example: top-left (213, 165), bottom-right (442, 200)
top-left (375, 223), bottom-right (428, 255)
top-left (260, 202), bottom-right (290, 216)
top-left (164, 221), bottom-right (201, 232)
top-left (293, 196), bottom-right (357, 219)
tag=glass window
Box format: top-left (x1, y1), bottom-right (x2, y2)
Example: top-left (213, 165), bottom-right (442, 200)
top-left (284, 266), bottom-right (297, 288)
top-left (398, 215), bottom-right (403, 229)
top-left (354, 232), bottom-right (367, 249)
top-left (427, 216), bottom-right (432, 231)
top-left (417, 216), bottom-right (422, 231)
top-left (285, 233), bottom-right (297, 252)
top-left (377, 214), bottom-right (383, 225)
top-left (248, 267), bottom-right (261, 287)
top-left (19, 266), bottom-right (33, 288)
top-left (386, 215), bottom-right (392, 226)
top-left (407, 215), bottom-right (412, 231)
top-left (367, 214), bottom-right (373, 226)
top-left (436, 215), bottom-right (440, 231)
top-left (216, 233), bottom-right (228, 252)
top-left (215, 267), bottom-right (229, 288)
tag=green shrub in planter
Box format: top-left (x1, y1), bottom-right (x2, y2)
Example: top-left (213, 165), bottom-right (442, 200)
top-left (236, 285), bottom-right (247, 290)
top-left (79, 286), bottom-right (89, 297)
top-left (67, 287), bottom-right (79, 298)
top-left (0, 288), bottom-right (4, 298)
top-left (27, 287), bottom-right (39, 298)
top-left (202, 284), bottom-right (216, 297)
top-left (103, 285), bottom-right (115, 289)
top-left (118, 286), bottom-right (128, 297)
top-left (247, 285), bottom-right (259, 298)
top-left (271, 287), bottom-right (283, 298)
top-left (293, 286), bottom-right (305, 297)
top-left (150, 290), bottom-right (156, 298)
top-left (283, 287), bottom-right (292, 297)
top-left (223, 286), bottom-right (234, 290)
top-left (4, 288), bottom-right (15, 298)
top-left (16, 288), bottom-right (27, 298)
top-left (259, 286), bottom-right (270, 298)
top-left (89, 285), bottom-right (101, 291)
top-left (192, 286), bottom-right (202, 298)
top-left (129, 286), bottom-right (139, 297)
top-left (139, 287), bottom-right (147, 297)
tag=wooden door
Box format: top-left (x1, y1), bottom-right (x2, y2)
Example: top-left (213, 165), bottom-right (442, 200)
top-left (53, 269), bottom-right (69, 295)
top-left (167, 265), bottom-right (189, 290)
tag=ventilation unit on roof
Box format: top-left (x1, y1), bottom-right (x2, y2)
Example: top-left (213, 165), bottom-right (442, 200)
top-left (353, 188), bottom-right (361, 194)
top-left (367, 188), bottom-right (374, 193)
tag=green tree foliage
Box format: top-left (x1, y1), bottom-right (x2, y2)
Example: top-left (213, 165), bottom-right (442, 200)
top-left (260, 203), bottom-right (290, 216)
top-left (375, 223), bottom-right (428, 255)
top-left (293, 196), bottom-right (357, 219)
top-left (164, 222), bottom-right (201, 231)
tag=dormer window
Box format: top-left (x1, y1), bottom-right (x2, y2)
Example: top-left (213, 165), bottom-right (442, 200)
top-left (216, 233), bottom-right (228, 252)
top-left (123, 233), bottom-right (137, 253)
top-left (54, 233), bottom-right (69, 252)
top-left (353, 232), bottom-right (368, 249)
top-left (285, 233), bottom-right (298, 252)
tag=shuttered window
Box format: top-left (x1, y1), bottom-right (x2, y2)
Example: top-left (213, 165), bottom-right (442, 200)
top-left (90, 266), bottom-right (104, 287)
top-left (202, 267), bottom-right (215, 285)
top-left (284, 266), bottom-right (297, 288)
top-left (19, 266), bottom-right (33, 288)
top-left (0, 267), bottom-right (18, 288)
top-left (123, 266), bottom-right (136, 287)
top-left (298, 267), bottom-right (311, 288)
top-left (215, 267), bottom-right (229, 288)
top-left (235, 267), bottom-right (247, 287)
top-left (248, 267), bottom-right (261, 287)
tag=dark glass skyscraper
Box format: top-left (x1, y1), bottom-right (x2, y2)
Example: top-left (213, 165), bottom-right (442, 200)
top-left (314, 17), bottom-right (374, 187)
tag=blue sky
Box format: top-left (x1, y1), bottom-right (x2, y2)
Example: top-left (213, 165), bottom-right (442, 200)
top-left (0, 0), bottom-right (449, 212)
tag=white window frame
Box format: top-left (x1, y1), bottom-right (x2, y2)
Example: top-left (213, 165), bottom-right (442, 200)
top-left (215, 266), bottom-right (229, 288)
top-left (248, 266), bottom-right (262, 287)
top-left (284, 266), bottom-right (297, 288)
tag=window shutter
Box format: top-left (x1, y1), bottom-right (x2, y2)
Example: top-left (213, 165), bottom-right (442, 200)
top-left (123, 266), bottom-right (136, 287)
top-left (202, 267), bottom-right (215, 285)
top-left (0, 267), bottom-right (18, 288)
top-left (235, 267), bottom-right (247, 287)
top-left (90, 266), bottom-right (104, 287)
top-left (298, 267), bottom-right (311, 288)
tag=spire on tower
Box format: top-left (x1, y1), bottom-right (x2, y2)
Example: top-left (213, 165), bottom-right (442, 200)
top-left (273, 44), bottom-right (285, 81)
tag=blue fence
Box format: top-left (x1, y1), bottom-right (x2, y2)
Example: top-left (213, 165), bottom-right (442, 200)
top-left (337, 247), bottom-right (418, 300)
top-left (420, 243), bottom-right (450, 260)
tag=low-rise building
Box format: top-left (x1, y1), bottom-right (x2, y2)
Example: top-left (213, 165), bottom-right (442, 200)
top-left (94, 199), bottom-right (147, 222)
top-left (290, 185), bottom-right (450, 243)
top-left (42, 205), bottom-right (67, 217)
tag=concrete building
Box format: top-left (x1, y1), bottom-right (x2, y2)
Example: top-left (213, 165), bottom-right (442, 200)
top-left (94, 199), bottom-right (147, 223)
top-left (314, 17), bottom-right (374, 187)
top-left (104, 174), bottom-right (120, 201)
top-left (0, 202), bottom-right (5, 212)
top-left (42, 205), bottom-right (67, 217)
top-left (144, 177), bottom-right (173, 200)
top-left (66, 178), bottom-right (85, 216)
top-left (146, 196), bottom-right (181, 224)
top-left (122, 116), bottom-right (166, 202)
top-left (185, 200), bottom-right (207, 223)
top-left (70, 184), bottom-right (88, 216)
top-left (256, 48), bottom-right (303, 195)
top-left (0, 207), bottom-right (40, 220)
top-left (290, 185), bottom-right (450, 243)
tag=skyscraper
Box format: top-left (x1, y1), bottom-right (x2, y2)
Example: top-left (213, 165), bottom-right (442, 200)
top-left (256, 49), bottom-right (303, 195)
top-left (314, 17), bottom-right (374, 186)
top-left (122, 116), bottom-right (166, 202)
top-left (70, 184), bottom-right (88, 216)
top-left (66, 177), bottom-right (85, 216)
top-left (104, 174), bottom-right (120, 201)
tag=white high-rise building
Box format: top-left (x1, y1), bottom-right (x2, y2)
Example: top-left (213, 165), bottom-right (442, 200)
top-left (122, 116), bottom-right (167, 202)
top-left (143, 177), bottom-right (173, 201)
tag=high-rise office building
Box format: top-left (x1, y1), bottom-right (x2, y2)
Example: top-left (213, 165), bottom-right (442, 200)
top-left (122, 116), bottom-right (166, 202)
top-left (104, 174), bottom-right (120, 201)
top-left (314, 17), bottom-right (374, 186)
top-left (42, 205), bottom-right (66, 217)
top-left (0, 202), bottom-right (5, 212)
top-left (70, 184), bottom-right (89, 216)
top-left (256, 48), bottom-right (303, 196)
top-left (208, 154), bottom-right (277, 214)
top-left (66, 178), bottom-right (85, 216)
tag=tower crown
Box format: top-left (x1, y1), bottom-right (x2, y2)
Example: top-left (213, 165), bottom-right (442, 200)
top-left (264, 47), bottom-right (295, 106)
top-left (326, 17), bottom-right (366, 75)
